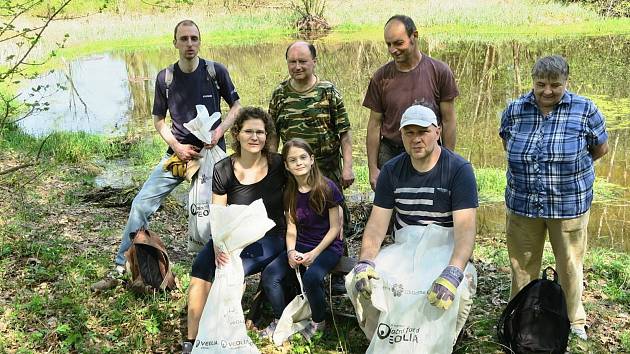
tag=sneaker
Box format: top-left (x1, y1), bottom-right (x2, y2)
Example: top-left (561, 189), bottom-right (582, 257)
top-left (182, 341), bottom-right (193, 354)
top-left (300, 320), bottom-right (325, 342)
top-left (571, 326), bottom-right (588, 340)
top-left (259, 319), bottom-right (279, 339)
top-left (331, 274), bottom-right (347, 295)
top-left (113, 264), bottom-right (126, 276)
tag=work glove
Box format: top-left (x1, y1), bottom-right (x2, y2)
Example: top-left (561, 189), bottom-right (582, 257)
top-left (163, 154), bottom-right (186, 178)
top-left (353, 260), bottom-right (379, 299)
top-left (428, 265), bottom-right (463, 310)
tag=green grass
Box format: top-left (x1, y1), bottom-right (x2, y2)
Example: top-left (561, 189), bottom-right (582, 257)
top-left (6, 0), bottom-right (629, 71)
top-left (621, 331), bottom-right (630, 352)
top-left (127, 135), bottom-right (167, 167)
top-left (586, 248), bottom-right (630, 304)
top-left (475, 167), bottom-right (506, 204)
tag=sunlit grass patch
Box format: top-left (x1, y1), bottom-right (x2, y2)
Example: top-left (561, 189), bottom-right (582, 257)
top-left (586, 248), bottom-right (630, 304)
top-left (475, 167), bottom-right (506, 204)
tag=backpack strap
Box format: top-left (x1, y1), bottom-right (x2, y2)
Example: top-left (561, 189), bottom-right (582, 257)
top-left (165, 60), bottom-right (219, 107)
top-left (164, 64), bottom-right (175, 100)
top-left (204, 59), bottom-right (220, 91)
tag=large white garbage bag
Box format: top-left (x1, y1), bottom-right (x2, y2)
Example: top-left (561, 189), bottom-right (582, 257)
top-left (183, 105), bottom-right (226, 252)
top-left (192, 199), bottom-right (275, 354)
top-left (346, 224), bottom-right (477, 354)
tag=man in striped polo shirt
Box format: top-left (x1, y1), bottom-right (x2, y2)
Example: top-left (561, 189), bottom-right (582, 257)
top-left (352, 104), bottom-right (478, 338)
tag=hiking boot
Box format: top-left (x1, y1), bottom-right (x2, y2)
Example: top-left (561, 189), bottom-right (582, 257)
top-left (182, 341), bottom-right (193, 354)
top-left (259, 318), bottom-right (279, 339)
top-left (300, 320), bottom-right (325, 342)
top-left (331, 274), bottom-right (347, 295)
top-left (571, 326), bottom-right (588, 340)
top-left (90, 265), bottom-right (125, 292)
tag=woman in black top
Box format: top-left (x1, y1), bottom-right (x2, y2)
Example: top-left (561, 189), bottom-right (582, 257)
top-left (185, 107), bottom-right (286, 345)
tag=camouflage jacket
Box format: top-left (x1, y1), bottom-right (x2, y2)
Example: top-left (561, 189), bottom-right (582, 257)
top-left (268, 79), bottom-right (351, 163)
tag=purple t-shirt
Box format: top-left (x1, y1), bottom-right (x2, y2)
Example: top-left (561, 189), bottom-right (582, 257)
top-left (295, 178), bottom-right (344, 256)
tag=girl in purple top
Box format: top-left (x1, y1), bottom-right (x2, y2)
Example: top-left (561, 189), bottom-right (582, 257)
top-left (260, 138), bottom-right (344, 341)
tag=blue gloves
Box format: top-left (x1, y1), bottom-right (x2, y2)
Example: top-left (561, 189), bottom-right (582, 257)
top-left (428, 265), bottom-right (464, 310)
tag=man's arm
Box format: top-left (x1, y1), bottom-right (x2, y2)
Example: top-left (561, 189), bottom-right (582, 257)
top-left (366, 110), bottom-right (383, 191)
top-left (209, 100), bottom-right (242, 147)
top-left (439, 99), bottom-right (456, 151)
top-left (268, 133), bottom-right (280, 153)
top-left (359, 205), bottom-right (393, 261)
top-left (589, 142), bottom-right (609, 161)
top-left (449, 208), bottom-right (476, 271)
top-left (154, 115), bottom-right (201, 161)
top-left (340, 131), bottom-right (354, 188)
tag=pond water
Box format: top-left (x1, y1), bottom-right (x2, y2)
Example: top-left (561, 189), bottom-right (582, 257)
top-left (19, 35), bottom-right (630, 251)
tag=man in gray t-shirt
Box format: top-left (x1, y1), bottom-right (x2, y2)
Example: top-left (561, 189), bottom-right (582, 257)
top-left (363, 15), bottom-right (459, 191)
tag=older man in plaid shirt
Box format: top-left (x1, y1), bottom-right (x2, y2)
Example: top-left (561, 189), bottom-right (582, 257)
top-left (499, 55), bottom-right (608, 341)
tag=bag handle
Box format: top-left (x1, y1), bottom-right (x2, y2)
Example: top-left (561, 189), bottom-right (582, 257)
top-left (295, 267), bottom-right (306, 296)
top-left (541, 266), bottom-right (559, 283)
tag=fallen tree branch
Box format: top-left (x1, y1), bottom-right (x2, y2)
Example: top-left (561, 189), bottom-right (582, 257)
top-left (0, 133), bottom-right (51, 175)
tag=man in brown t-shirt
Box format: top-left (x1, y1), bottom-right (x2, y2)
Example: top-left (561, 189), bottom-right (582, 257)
top-left (363, 15), bottom-right (459, 190)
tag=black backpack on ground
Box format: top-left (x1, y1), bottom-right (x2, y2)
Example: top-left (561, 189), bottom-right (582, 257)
top-left (497, 266), bottom-right (570, 354)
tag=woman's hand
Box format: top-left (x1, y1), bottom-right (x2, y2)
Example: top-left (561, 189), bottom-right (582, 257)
top-left (287, 250), bottom-right (300, 269)
top-left (297, 250), bottom-right (319, 267)
top-left (214, 245), bottom-right (230, 268)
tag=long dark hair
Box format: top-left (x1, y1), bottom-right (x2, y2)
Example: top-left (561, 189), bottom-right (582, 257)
top-left (281, 138), bottom-right (332, 223)
top-left (230, 106), bottom-right (275, 162)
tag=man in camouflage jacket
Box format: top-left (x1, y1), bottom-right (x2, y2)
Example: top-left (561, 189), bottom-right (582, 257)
top-left (268, 41), bottom-right (354, 190)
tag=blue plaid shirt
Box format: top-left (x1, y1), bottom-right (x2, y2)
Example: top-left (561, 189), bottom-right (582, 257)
top-left (499, 90), bottom-right (608, 218)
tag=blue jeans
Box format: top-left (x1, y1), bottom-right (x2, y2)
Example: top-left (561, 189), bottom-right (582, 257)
top-left (115, 154), bottom-right (184, 265)
top-left (261, 246), bottom-right (340, 323)
top-left (190, 235), bottom-right (285, 281)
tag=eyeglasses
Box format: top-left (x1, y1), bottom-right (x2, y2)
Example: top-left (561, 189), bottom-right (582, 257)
top-left (240, 129), bottom-right (267, 138)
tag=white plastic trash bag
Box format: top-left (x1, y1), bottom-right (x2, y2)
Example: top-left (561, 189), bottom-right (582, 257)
top-left (192, 199), bottom-right (275, 353)
top-left (184, 105), bottom-right (226, 252)
top-left (272, 268), bottom-right (312, 346)
top-left (346, 224), bottom-right (477, 354)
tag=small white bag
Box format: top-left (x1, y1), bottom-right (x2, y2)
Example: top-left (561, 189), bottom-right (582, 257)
top-left (192, 199), bottom-right (275, 354)
top-left (346, 224), bottom-right (477, 354)
top-left (183, 106), bottom-right (226, 252)
top-left (272, 268), bottom-right (312, 346)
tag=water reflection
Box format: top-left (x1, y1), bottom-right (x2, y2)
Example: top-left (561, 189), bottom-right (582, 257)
top-left (18, 35), bottom-right (630, 251)
top-left (20, 54), bottom-right (132, 135)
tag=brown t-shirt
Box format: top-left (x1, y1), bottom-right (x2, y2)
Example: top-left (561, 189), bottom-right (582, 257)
top-left (363, 53), bottom-right (459, 145)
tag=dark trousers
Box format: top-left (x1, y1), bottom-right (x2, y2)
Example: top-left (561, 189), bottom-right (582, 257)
top-left (190, 235), bottom-right (284, 281)
top-left (261, 246), bottom-right (341, 323)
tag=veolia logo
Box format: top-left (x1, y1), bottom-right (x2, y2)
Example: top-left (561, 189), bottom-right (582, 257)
top-left (377, 323), bottom-right (391, 339)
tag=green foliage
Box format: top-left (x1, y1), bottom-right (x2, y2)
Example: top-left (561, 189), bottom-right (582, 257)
top-left (558, 0), bottom-right (630, 17)
top-left (128, 135), bottom-right (167, 167)
top-left (587, 248), bottom-right (630, 303)
top-left (350, 164), bottom-right (371, 194)
top-left (37, 132), bottom-right (123, 163)
top-left (621, 331), bottom-right (630, 352)
top-left (475, 167), bottom-right (506, 204)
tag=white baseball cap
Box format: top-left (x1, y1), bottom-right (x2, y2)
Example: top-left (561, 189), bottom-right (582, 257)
top-left (399, 105), bottom-right (438, 130)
